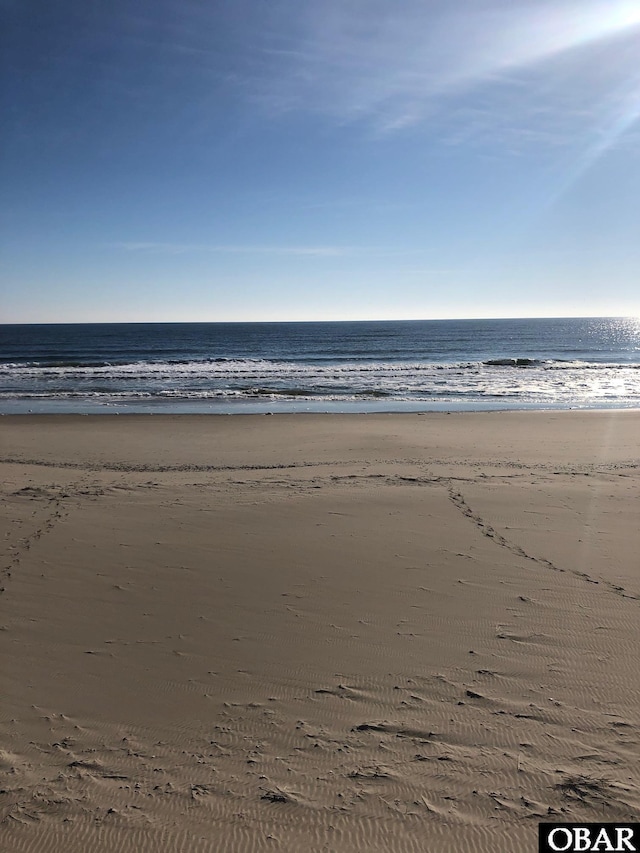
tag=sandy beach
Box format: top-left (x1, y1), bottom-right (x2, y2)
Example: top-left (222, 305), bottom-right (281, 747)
top-left (1, 411), bottom-right (639, 852)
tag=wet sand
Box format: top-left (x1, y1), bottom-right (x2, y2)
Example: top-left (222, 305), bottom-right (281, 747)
top-left (1, 411), bottom-right (639, 852)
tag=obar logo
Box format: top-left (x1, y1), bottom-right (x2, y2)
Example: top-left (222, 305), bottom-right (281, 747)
top-left (539, 824), bottom-right (639, 853)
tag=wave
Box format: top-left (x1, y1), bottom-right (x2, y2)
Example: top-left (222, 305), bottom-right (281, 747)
top-left (0, 389), bottom-right (395, 402)
top-left (2, 357), bottom-right (640, 409)
top-left (0, 356), bottom-right (269, 370)
top-left (3, 357), bottom-right (640, 377)
top-left (483, 357), bottom-right (542, 367)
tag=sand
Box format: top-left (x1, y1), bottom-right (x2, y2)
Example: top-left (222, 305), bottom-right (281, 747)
top-left (1, 411), bottom-right (639, 852)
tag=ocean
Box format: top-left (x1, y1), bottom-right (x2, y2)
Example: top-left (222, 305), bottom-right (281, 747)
top-left (1, 317), bottom-right (640, 414)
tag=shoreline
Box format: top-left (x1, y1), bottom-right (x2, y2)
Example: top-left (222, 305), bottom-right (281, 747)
top-left (3, 407), bottom-right (640, 416)
top-left (2, 410), bottom-right (639, 851)
top-left (2, 399), bottom-right (640, 416)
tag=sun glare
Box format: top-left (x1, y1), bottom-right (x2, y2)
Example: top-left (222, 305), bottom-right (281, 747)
top-left (616, 3), bottom-right (640, 28)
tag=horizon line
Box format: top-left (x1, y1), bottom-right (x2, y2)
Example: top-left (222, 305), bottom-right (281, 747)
top-left (1, 314), bottom-right (637, 327)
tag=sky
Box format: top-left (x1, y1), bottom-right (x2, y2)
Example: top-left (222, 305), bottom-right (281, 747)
top-left (2, 0), bottom-right (640, 323)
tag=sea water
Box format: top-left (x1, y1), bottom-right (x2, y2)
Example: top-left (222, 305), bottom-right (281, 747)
top-left (1, 317), bottom-right (639, 413)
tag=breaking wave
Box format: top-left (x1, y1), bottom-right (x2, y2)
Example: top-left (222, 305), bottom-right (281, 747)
top-left (2, 357), bottom-right (640, 408)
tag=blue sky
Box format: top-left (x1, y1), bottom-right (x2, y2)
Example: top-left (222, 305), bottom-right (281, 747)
top-left (2, 0), bottom-right (640, 322)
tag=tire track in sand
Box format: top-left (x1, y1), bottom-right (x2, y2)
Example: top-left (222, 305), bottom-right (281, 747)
top-left (446, 483), bottom-right (639, 602)
top-left (1, 478), bottom-right (91, 595)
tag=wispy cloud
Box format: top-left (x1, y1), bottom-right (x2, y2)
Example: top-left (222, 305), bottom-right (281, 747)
top-left (239, 0), bottom-right (640, 175)
top-left (112, 242), bottom-right (356, 257)
top-left (78, 2), bottom-right (640, 168)
top-left (110, 242), bottom-right (442, 260)
top-left (250, 1), bottom-right (640, 129)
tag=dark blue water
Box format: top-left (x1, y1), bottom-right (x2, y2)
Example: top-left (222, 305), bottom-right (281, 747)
top-left (1, 318), bottom-right (640, 413)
